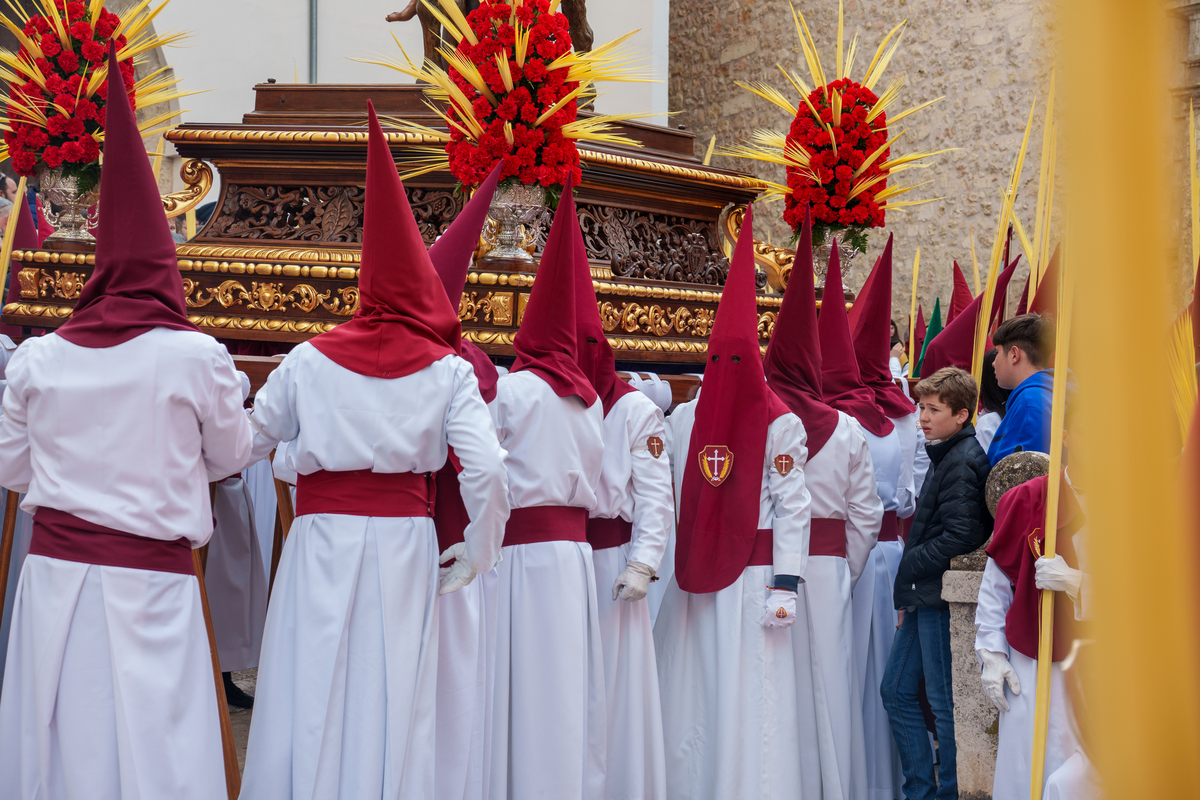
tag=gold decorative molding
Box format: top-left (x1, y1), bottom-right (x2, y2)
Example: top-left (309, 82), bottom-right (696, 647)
top-left (176, 243), bottom-right (363, 265)
top-left (190, 315), bottom-right (341, 334)
top-left (164, 128), bottom-right (765, 191)
top-left (176, 259), bottom-right (360, 280)
top-left (162, 159), bottom-right (215, 220)
top-left (13, 250), bottom-right (95, 266)
top-left (16, 267), bottom-right (86, 300)
top-left (758, 311), bottom-right (778, 340)
top-left (183, 278), bottom-right (359, 316)
top-left (2, 302), bottom-right (74, 320)
top-left (459, 291), bottom-right (513, 326)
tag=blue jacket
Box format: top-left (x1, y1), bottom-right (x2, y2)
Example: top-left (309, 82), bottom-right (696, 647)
top-left (987, 370), bottom-right (1053, 466)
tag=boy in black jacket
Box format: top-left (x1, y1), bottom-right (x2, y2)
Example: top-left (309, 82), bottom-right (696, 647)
top-left (881, 367), bottom-right (992, 800)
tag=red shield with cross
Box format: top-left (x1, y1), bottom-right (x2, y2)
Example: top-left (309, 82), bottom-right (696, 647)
top-left (774, 453), bottom-right (795, 476)
top-left (698, 445), bottom-right (734, 487)
top-left (647, 436), bottom-right (664, 458)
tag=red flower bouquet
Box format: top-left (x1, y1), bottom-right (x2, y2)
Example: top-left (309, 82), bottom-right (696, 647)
top-left (0, 0), bottom-right (189, 193)
top-left (372, 0), bottom-right (650, 194)
top-left (726, 4), bottom-right (946, 251)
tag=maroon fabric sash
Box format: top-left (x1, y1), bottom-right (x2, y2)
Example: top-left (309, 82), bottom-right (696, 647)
top-left (587, 517), bottom-right (633, 551)
top-left (296, 469), bottom-right (435, 518)
top-left (878, 510), bottom-right (900, 542)
top-left (504, 506), bottom-right (589, 547)
top-left (809, 518), bottom-right (848, 558)
top-left (30, 507), bottom-right (194, 575)
top-left (747, 528), bottom-right (774, 566)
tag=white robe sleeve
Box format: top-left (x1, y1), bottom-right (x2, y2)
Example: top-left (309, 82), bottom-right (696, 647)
top-left (845, 422), bottom-right (885, 586)
top-left (201, 347), bottom-right (256, 481)
top-left (246, 350), bottom-right (302, 466)
top-left (0, 344), bottom-right (32, 492)
top-left (444, 364), bottom-right (510, 574)
top-left (974, 557), bottom-right (1015, 660)
top-left (895, 415), bottom-right (918, 519)
top-left (625, 401), bottom-right (674, 573)
top-left (767, 413), bottom-right (812, 579)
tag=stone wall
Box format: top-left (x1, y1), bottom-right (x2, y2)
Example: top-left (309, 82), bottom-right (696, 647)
top-left (668, 0), bottom-right (1059, 321)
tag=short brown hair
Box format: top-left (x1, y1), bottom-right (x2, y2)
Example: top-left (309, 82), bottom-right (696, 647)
top-left (914, 367), bottom-right (978, 416)
top-left (992, 313), bottom-right (1055, 368)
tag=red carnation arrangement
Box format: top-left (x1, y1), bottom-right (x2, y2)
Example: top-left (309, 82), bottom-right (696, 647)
top-left (377, 0), bottom-right (648, 196)
top-left (784, 77), bottom-right (888, 249)
top-left (1, 1), bottom-right (134, 192)
top-left (446, 0), bottom-right (580, 190)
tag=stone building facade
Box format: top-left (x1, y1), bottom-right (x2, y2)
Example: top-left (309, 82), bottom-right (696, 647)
top-left (669, 0), bottom-right (1058, 324)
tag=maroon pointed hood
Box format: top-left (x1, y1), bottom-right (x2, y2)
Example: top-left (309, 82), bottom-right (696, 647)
top-left (1015, 277), bottom-right (1030, 316)
top-left (763, 207), bottom-right (840, 457)
top-left (309, 102), bottom-right (460, 378)
top-left (677, 205), bottom-right (790, 594)
top-left (851, 234), bottom-right (915, 418)
top-left (819, 242), bottom-right (894, 437)
top-left (428, 162), bottom-right (502, 401)
top-left (510, 180), bottom-right (598, 406)
top-left (55, 44), bottom-right (198, 347)
top-left (0, 198), bottom-right (42, 338)
top-left (573, 199), bottom-right (634, 416)
top-left (946, 261), bottom-right (974, 324)
top-left (913, 305), bottom-right (927, 367)
top-left (919, 255), bottom-right (1021, 378)
top-left (1029, 244), bottom-right (1060, 317)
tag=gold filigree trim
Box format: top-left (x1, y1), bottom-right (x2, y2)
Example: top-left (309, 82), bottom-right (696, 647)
top-left (162, 160), bottom-right (215, 220)
top-left (599, 301), bottom-right (715, 338)
top-left (459, 291), bottom-right (513, 326)
top-left (184, 278), bottom-right (360, 316)
top-left (176, 259), bottom-right (361, 280)
top-left (13, 250), bottom-right (95, 266)
top-left (2, 302), bottom-right (73, 319)
top-left (189, 315), bottom-right (341, 334)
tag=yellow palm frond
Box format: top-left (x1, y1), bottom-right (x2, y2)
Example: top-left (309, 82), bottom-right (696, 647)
top-left (1170, 310), bottom-right (1198, 442)
top-left (735, 80), bottom-right (798, 117)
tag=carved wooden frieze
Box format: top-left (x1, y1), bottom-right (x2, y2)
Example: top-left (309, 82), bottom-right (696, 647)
top-left (577, 204), bottom-right (731, 286)
top-left (207, 184), bottom-right (464, 245)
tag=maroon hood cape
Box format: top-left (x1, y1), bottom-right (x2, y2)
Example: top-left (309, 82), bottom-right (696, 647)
top-left (919, 255), bottom-right (1020, 378)
top-left (819, 242), bottom-right (894, 437)
top-left (428, 162), bottom-right (502, 403)
top-left (985, 472), bottom-right (1084, 661)
top-left (676, 207), bottom-right (790, 594)
top-left (309, 102), bottom-right (460, 378)
top-left (55, 44), bottom-right (199, 348)
top-left (946, 261), bottom-right (974, 325)
top-left (763, 206), bottom-right (839, 458)
top-left (572, 193), bottom-right (634, 416)
top-left (0, 198), bottom-right (41, 338)
top-left (851, 234), bottom-right (916, 419)
top-left (509, 178), bottom-right (598, 407)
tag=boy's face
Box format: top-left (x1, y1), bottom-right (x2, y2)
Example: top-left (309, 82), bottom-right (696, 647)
top-left (918, 394), bottom-right (970, 442)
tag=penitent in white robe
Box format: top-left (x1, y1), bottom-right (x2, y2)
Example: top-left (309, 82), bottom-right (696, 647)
top-left (240, 344), bottom-right (509, 800)
top-left (590, 390), bottom-right (673, 800)
top-left (0, 328), bottom-right (252, 800)
top-left (795, 413), bottom-right (883, 800)
top-left (0, 333), bottom-right (33, 688)
top-left (487, 371), bottom-right (606, 800)
top-left (853, 411), bottom-right (916, 800)
top-left (205, 473), bottom-right (268, 672)
top-left (974, 557), bottom-right (1082, 800)
top-left (654, 398), bottom-right (813, 800)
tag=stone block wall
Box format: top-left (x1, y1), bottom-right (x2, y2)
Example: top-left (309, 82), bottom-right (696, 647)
top-left (668, 0), bottom-right (1058, 321)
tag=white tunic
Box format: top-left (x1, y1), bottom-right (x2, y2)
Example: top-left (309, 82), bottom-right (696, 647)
top-left (205, 473), bottom-right (268, 672)
top-left (0, 328), bottom-right (252, 800)
top-left (795, 413), bottom-right (882, 800)
top-left (974, 558), bottom-right (1081, 800)
top-left (240, 343), bottom-right (509, 800)
top-left (654, 400), bottom-right (813, 800)
top-left (0, 333), bottom-right (32, 687)
top-left (646, 402), bottom-right (691, 625)
top-left (975, 410), bottom-right (1002, 453)
top-left (486, 370), bottom-right (606, 800)
top-left (590, 390), bottom-right (673, 800)
top-left (853, 420), bottom-right (912, 800)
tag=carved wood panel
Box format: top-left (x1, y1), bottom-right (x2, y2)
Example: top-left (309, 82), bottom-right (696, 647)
top-left (576, 204), bottom-right (731, 286)
top-left (207, 184), bottom-right (464, 245)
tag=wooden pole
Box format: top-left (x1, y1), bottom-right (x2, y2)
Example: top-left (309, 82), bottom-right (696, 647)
top-left (907, 247), bottom-right (920, 379)
top-left (0, 490), bottom-right (19, 623)
top-left (193, 548), bottom-right (241, 800)
top-left (1062, 0), bottom-right (1200, 795)
top-left (1028, 246), bottom-right (1072, 798)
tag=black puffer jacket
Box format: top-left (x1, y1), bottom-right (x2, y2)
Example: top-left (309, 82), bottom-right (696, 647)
top-left (894, 425), bottom-right (992, 610)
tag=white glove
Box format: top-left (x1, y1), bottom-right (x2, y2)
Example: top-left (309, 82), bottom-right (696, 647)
top-left (979, 648), bottom-right (1021, 712)
top-left (612, 560), bottom-right (655, 602)
top-left (760, 589), bottom-right (797, 628)
top-left (1035, 555), bottom-right (1083, 617)
top-left (438, 542), bottom-right (477, 595)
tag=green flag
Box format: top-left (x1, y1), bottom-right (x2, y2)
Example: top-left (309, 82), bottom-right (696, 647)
top-left (915, 297), bottom-right (943, 378)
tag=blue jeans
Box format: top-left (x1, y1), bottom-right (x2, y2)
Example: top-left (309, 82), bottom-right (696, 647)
top-left (880, 607), bottom-right (957, 800)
